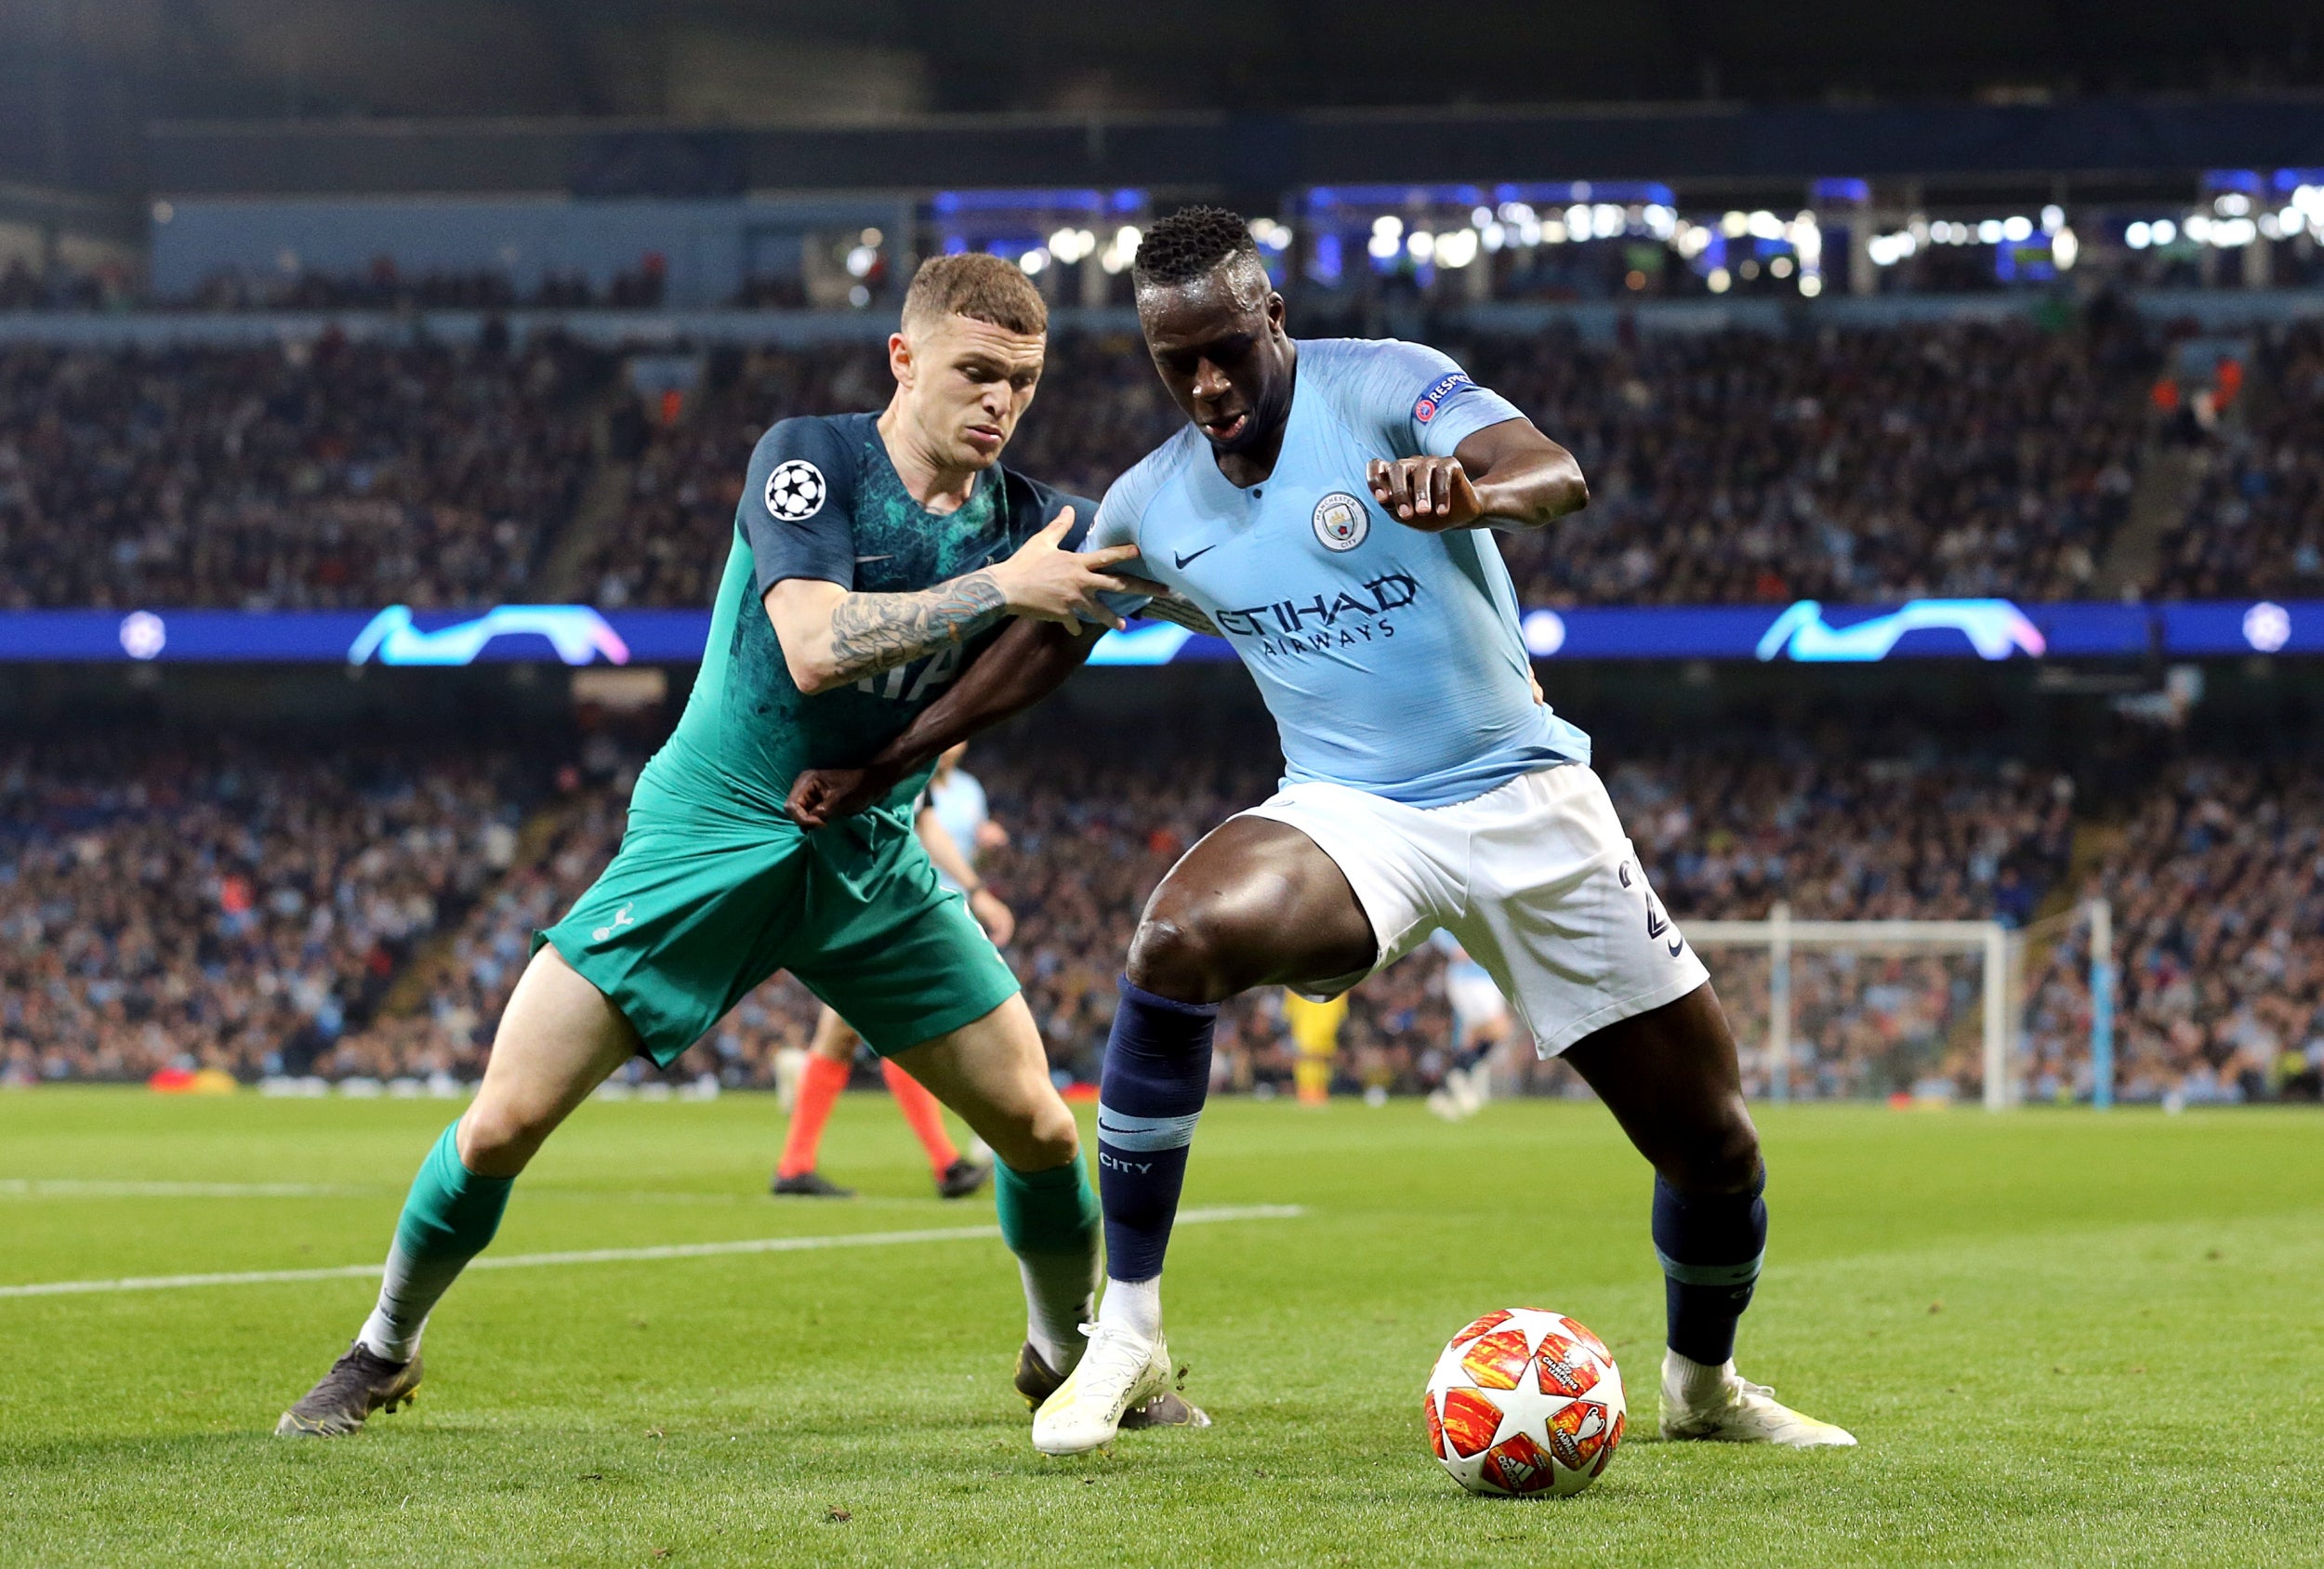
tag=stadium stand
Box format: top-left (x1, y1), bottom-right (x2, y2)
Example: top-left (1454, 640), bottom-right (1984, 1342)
top-left (0, 336), bottom-right (611, 610)
top-left (23, 719), bottom-right (2306, 1105)
top-left (13, 307), bottom-right (2324, 612)
top-left (0, 737), bottom-right (526, 1088)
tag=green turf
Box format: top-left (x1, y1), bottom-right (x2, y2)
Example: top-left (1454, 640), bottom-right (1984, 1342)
top-left (1, 1089), bottom-right (2317, 1567)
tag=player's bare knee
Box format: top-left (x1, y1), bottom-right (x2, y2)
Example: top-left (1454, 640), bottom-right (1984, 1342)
top-left (456, 1101), bottom-right (548, 1176)
top-left (1026, 1101), bottom-right (1082, 1171)
top-left (987, 1096), bottom-right (1079, 1172)
top-left (1665, 1105), bottom-right (1762, 1195)
top-left (1126, 913), bottom-right (1237, 1003)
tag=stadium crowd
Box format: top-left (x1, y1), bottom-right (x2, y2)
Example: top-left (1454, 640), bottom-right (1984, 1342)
top-left (0, 334), bottom-right (609, 610)
top-left (9, 307), bottom-right (2323, 613)
top-left (19, 719), bottom-right (2298, 1106)
top-left (0, 737), bottom-right (525, 1089)
top-left (2027, 758), bottom-right (2324, 1107)
top-left (2149, 321), bottom-right (2324, 598)
top-left (1461, 312), bottom-right (2155, 607)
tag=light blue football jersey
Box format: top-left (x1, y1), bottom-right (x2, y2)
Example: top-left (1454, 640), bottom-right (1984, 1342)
top-left (1087, 337), bottom-right (1590, 808)
top-left (924, 767), bottom-right (990, 895)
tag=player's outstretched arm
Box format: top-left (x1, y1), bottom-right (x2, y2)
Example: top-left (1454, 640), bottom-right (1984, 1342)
top-left (766, 512), bottom-right (1140, 694)
top-left (787, 617), bottom-right (1096, 828)
top-left (1366, 418), bottom-right (1589, 534)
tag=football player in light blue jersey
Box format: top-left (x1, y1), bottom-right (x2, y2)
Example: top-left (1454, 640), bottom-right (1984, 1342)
top-left (787, 206), bottom-right (1855, 1457)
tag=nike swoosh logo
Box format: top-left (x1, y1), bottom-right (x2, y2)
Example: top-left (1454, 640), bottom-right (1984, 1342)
top-left (1668, 937), bottom-right (1686, 957)
top-left (1174, 545), bottom-right (1218, 569)
top-left (854, 554), bottom-right (891, 563)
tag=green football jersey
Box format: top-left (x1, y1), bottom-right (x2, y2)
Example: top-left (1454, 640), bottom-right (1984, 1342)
top-left (640, 412), bottom-right (1092, 823)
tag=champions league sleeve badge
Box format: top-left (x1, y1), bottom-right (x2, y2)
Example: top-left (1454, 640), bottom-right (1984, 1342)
top-left (1313, 491), bottom-right (1370, 551)
top-left (764, 459), bottom-right (827, 521)
top-left (1413, 371), bottom-right (1473, 424)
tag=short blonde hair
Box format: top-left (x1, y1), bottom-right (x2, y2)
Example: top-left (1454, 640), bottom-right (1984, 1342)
top-left (901, 252), bottom-right (1048, 337)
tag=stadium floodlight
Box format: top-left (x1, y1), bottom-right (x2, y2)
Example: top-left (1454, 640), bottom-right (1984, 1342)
top-left (1687, 910), bottom-right (2026, 1110)
top-left (2125, 222), bottom-right (2152, 249)
top-left (2053, 229), bottom-right (2079, 268)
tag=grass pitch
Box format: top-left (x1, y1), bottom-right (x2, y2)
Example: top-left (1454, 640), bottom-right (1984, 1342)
top-left (1, 1089), bottom-right (2317, 1567)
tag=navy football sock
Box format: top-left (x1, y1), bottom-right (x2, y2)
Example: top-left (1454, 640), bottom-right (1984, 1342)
top-left (1652, 1167), bottom-right (1767, 1365)
top-left (1095, 977), bottom-right (1218, 1285)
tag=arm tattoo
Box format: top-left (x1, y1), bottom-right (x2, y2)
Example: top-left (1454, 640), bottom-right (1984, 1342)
top-left (1138, 589), bottom-right (1221, 639)
top-left (826, 569), bottom-right (1008, 684)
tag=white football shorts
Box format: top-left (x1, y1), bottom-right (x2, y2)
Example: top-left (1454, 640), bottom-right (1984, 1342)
top-left (1237, 763), bottom-right (1710, 1058)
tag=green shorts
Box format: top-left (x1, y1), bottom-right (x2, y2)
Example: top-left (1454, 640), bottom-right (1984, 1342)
top-left (536, 794), bottom-right (1020, 1068)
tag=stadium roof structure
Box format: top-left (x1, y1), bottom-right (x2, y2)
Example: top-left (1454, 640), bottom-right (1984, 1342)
top-left (143, 97), bottom-right (2324, 206)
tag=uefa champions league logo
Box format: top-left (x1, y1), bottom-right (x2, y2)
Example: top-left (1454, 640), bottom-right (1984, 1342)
top-left (1755, 600), bottom-right (2047, 662)
top-left (765, 460), bottom-right (827, 521)
top-left (347, 606), bottom-right (632, 666)
top-left (1312, 492), bottom-right (1369, 551)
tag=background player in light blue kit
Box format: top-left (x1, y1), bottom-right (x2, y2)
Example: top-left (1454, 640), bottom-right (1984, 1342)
top-left (788, 206), bottom-right (1855, 1457)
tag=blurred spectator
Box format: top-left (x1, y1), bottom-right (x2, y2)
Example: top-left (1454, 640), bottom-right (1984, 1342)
top-left (0, 335), bottom-right (610, 609)
top-left (0, 737), bottom-right (524, 1088)
top-left (2027, 759), bottom-right (2324, 1105)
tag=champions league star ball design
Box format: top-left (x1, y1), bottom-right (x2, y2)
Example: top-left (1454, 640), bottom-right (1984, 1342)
top-left (1423, 1308), bottom-right (1625, 1497)
top-left (764, 459), bottom-right (827, 521)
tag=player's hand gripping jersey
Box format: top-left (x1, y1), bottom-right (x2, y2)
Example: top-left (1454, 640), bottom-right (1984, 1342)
top-left (1082, 338), bottom-right (1591, 808)
top-left (540, 413), bottom-right (1090, 1064)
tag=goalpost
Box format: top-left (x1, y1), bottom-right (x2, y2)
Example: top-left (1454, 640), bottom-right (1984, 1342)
top-left (1684, 905), bottom-right (2028, 1111)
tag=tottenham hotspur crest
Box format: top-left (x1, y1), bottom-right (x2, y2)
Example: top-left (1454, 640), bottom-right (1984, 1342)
top-left (765, 459), bottom-right (827, 521)
top-left (1313, 491), bottom-right (1369, 552)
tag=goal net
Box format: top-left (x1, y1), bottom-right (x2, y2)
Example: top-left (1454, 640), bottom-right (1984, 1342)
top-left (1683, 909), bottom-right (2029, 1109)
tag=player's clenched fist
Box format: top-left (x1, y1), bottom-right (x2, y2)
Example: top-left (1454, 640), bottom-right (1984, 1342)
top-left (1367, 455), bottom-right (1484, 532)
top-left (989, 509), bottom-right (1141, 632)
top-left (787, 761), bottom-right (898, 830)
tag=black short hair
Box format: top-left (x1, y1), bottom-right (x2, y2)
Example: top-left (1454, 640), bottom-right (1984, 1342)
top-left (1132, 205), bottom-right (1262, 289)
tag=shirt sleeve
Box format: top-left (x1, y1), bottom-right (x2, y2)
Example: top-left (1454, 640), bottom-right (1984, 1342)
top-left (1348, 338), bottom-right (1527, 460)
top-left (737, 417), bottom-right (860, 597)
top-left (1082, 477), bottom-right (1143, 556)
top-left (1072, 466), bottom-right (1158, 623)
top-left (1051, 489), bottom-right (1102, 551)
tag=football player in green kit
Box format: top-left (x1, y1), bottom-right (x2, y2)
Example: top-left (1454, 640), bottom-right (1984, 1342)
top-left (277, 253), bottom-right (1204, 1438)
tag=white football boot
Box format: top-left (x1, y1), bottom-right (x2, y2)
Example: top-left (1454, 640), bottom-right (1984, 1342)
top-left (1031, 1321), bottom-right (1175, 1455)
top-left (1658, 1351), bottom-right (1857, 1446)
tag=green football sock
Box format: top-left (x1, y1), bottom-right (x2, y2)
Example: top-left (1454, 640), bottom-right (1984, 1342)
top-left (997, 1155), bottom-right (1102, 1372)
top-left (356, 1121), bottom-right (514, 1363)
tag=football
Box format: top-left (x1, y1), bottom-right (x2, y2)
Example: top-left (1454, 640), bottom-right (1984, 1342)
top-left (1423, 1308), bottom-right (1626, 1498)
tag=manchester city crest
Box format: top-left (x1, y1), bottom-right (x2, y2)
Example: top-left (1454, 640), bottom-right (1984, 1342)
top-left (1312, 491), bottom-right (1369, 551)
